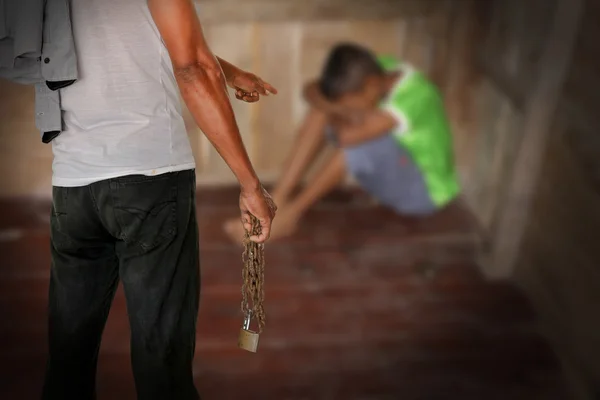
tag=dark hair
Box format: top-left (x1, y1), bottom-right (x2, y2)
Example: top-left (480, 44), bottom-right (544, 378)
top-left (319, 43), bottom-right (384, 100)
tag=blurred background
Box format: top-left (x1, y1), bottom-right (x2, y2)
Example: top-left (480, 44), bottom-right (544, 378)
top-left (0, 0), bottom-right (598, 398)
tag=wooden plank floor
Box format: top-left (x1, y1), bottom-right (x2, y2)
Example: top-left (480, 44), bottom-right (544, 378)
top-left (0, 188), bottom-right (568, 399)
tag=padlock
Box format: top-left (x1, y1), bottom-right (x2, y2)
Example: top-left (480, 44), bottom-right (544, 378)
top-left (238, 312), bottom-right (260, 353)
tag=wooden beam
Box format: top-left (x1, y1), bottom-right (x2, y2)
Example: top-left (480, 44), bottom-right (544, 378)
top-left (476, 0), bottom-right (530, 112)
top-left (478, 54), bottom-right (527, 111)
top-left (194, 0), bottom-right (436, 24)
top-left (480, 0), bottom-right (585, 279)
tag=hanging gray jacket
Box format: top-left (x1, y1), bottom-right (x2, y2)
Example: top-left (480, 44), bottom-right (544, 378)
top-left (0, 0), bottom-right (78, 143)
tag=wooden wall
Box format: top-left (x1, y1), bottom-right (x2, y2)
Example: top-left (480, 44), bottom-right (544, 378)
top-left (0, 83), bottom-right (51, 199)
top-left (470, 0), bottom-right (600, 397)
top-left (515, 1), bottom-right (600, 398)
top-left (0, 0), bottom-right (482, 197)
top-left (463, 0), bottom-right (556, 232)
top-left (190, 2), bottom-right (482, 186)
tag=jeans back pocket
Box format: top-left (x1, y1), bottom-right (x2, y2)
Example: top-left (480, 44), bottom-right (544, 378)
top-left (112, 174), bottom-right (179, 253)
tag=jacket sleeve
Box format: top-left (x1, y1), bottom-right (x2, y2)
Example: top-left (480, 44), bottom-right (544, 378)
top-left (0, 0), bottom-right (44, 84)
top-left (41, 0), bottom-right (78, 83)
top-left (38, 0), bottom-right (78, 142)
top-left (35, 83), bottom-right (63, 142)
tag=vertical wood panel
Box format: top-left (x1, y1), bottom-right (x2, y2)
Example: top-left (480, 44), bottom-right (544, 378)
top-left (402, 17), bottom-right (431, 72)
top-left (442, 0), bottom-right (483, 201)
top-left (254, 23), bottom-right (300, 173)
top-left (512, 0), bottom-right (600, 396)
top-left (0, 80), bottom-right (53, 198)
top-left (482, 101), bottom-right (523, 230)
top-left (428, 0), bottom-right (455, 91)
top-left (467, 81), bottom-right (504, 219)
top-left (484, 0), bottom-right (584, 278)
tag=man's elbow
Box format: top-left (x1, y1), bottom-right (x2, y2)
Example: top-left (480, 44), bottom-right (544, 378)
top-left (173, 60), bottom-right (223, 86)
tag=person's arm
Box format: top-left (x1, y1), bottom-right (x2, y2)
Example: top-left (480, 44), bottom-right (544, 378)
top-left (148, 0), bottom-right (275, 242)
top-left (303, 80), bottom-right (348, 117)
top-left (148, 0), bottom-right (257, 189)
top-left (335, 111), bottom-right (398, 147)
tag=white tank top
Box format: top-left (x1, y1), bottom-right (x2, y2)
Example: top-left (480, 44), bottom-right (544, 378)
top-left (52, 0), bottom-right (196, 187)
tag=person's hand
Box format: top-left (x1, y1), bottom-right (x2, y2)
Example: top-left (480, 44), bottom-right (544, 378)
top-left (228, 71), bottom-right (278, 103)
top-left (239, 184), bottom-right (277, 243)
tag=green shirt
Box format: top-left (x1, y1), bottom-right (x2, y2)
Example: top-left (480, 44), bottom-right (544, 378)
top-left (377, 55), bottom-right (460, 207)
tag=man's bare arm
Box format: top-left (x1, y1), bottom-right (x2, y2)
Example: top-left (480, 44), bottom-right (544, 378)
top-left (148, 0), bottom-right (258, 190)
top-left (335, 111), bottom-right (398, 147)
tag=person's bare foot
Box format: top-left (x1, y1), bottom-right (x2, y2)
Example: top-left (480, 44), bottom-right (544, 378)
top-left (268, 207), bottom-right (300, 241)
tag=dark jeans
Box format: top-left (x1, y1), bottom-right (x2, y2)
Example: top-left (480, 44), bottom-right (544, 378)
top-left (42, 170), bottom-right (200, 400)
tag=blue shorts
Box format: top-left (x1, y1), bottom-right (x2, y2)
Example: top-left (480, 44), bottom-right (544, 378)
top-left (327, 129), bottom-right (436, 216)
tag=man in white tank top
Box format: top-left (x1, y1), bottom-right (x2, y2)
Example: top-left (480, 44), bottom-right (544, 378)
top-left (42, 1), bottom-right (276, 399)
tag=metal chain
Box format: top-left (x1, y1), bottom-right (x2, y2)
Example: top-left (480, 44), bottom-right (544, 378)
top-left (241, 214), bottom-right (266, 333)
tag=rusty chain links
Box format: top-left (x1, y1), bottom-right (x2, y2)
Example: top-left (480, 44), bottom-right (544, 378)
top-left (241, 214), bottom-right (266, 334)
